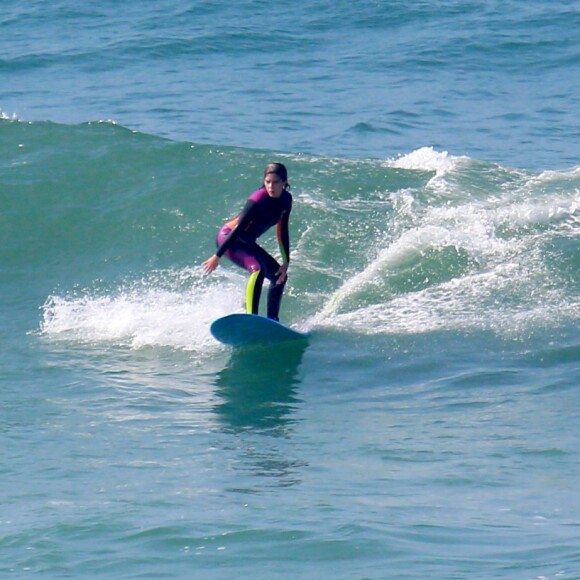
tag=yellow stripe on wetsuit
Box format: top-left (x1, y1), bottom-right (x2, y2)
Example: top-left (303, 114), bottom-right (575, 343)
top-left (245, 271), bottom-right (261, 314)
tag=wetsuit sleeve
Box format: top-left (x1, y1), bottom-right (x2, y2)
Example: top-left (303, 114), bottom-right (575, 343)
top-left (215, 199), bottom-right (256, 258)
top-left (277, 207), bottom-right (291, 264)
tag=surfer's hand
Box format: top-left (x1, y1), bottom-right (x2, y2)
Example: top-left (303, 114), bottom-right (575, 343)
top-left (275, 263), bottom-right (288, 284)
top-left (202, 254), bottom-right (220, 275)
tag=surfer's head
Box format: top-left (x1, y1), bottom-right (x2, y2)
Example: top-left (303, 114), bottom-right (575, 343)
top-left (263, 162), bottom-right (289, 198)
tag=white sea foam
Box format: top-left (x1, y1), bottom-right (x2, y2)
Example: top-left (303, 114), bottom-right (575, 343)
top-left (314, 158), bottom-right (580, 338)
top-left (317, 259), bottom-right (578, 338)
top-left (40, 269), bottom-right (246, 352)
top-left (389, 147), bottom-right (459, 173)
top-left (0, 110), bottom-right (20, 121)
top-left (389, 147), bottom-right (470, 193)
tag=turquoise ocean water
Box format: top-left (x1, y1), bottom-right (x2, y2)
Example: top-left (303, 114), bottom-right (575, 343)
top-left (2, 1), bottom-right (580, 578)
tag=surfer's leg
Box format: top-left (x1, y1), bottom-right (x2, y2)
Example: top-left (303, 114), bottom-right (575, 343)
top-left (266, 280), bottom-right (285, 321)
top-left (218, 235), bottom-right (283, 318)
top-left (220, 240), bottom-right (265, 315)
top-left (245, 245), bottom-right (286, 321)
top-left (245, 270), bottom-right (264, 315)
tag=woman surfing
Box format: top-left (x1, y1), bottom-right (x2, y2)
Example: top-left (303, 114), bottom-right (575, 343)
top-left (202, 162), bottom-right (293, 322)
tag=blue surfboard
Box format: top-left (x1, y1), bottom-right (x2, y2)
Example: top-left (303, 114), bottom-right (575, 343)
top-left (210, 314), bottom-right (310, 346)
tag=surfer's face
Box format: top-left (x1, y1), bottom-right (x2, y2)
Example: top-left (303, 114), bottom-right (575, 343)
top-left (264, 173), bottom-right (286, 198)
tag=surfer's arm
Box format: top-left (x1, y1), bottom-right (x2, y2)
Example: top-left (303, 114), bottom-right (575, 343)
top-left (215, 200), bottom-right (256, 256)
top-left (275, 209), bottom-right (291, 284)
top-left (203, 200), bottom-right (256, 274)
top-left (202, 254), bottom-right (220, 274)
top-left (277, 208), bottom-right (291, 264)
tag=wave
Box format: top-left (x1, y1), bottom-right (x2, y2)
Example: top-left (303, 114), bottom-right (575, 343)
top-left (315, 151), bottom-right (579, 339)
top-left (2, 120), bottom-right (577, 349)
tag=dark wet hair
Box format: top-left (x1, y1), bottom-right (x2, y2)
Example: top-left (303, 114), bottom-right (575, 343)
top-left (263, 162), bottom-right (289, 187)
